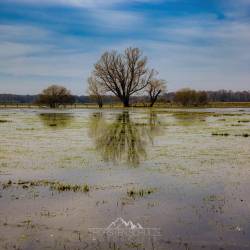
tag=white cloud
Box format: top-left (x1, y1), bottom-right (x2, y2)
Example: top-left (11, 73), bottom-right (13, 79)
top-left (89, 9), bottom-right (144, 31)
top-left (0, 24), bottom-right (51, 42)
top-left (219, 0), bottom-right (250, 19)
top-left (1, 10), bottom-right (250, 94)
top-left (4, 0), bottom-right (153, 8)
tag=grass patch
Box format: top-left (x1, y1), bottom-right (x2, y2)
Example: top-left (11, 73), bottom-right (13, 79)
top-left (50, 182), bottom-right (90, 192)
top-left (0, 119), bottom-right (10, 123)
top-left (238, 119), bottom-right (250, 123)
top-left (212, 132), bottom-right (229, 136)
top-left (213, 114), bottom-right (240, 117)
top-left (2, 180), bottom-right (90, 193)
top-left (235, 133), bottom-right (249, 138)
top-left (127, 187), bottom-right (156, 198)
top-left (203, 194), bottom-right (225, 202)
top-left (2, 180), bottom-right (12, 189)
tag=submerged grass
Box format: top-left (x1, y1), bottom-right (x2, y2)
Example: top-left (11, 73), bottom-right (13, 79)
top-left (2, 179), bottom-right (90, 193)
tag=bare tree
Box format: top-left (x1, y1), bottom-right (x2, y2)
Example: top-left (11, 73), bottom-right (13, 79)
top-left (36, 85), bottom-right (74, 108)
top-left (88, 76), bottom-right (106, 108)
top-left (146, 79), bottom-right (167, 107)
top-left (90, 47), bottom-right (155, 107)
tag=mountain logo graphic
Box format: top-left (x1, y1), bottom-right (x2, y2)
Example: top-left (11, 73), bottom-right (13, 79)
top-left (106, 217), bottom-right (143, 230)
top-left (89, 217), bottom-right (161, 240)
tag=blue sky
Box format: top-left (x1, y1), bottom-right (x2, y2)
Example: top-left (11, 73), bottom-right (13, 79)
top-left (0, 0), bottom-right (250, 94)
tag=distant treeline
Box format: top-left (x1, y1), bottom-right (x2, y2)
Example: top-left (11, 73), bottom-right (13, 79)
top-left (0, 94), bottom-right (118, 104)
top-left (0, 90), bottom-right (250, 104)
top-left (164, 90), bottom-right (250, 102)
top-left (206, 90), bottom-right (250, 102)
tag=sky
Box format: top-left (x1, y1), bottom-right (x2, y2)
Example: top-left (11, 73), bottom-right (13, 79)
top-left (0, 0), bottom-right (250, 95)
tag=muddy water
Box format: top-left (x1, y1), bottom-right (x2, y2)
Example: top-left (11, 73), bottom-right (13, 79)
top-left (0, 108), bottom-right (250, 249)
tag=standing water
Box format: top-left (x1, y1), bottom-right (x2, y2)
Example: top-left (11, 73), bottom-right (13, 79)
top-left (0, 108), bottom-right (250, 249)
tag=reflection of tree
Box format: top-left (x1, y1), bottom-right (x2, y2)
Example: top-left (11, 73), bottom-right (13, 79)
top-left (173, 112), bottom-right (207, 126)
top-left (147, 111), bottom-right (162, 143)
top-left (89, 111), bottom-right (162, 166)
top-left (39, 113), bottom-right (74, 128)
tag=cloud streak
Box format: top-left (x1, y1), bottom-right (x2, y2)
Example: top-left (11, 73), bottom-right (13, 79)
top-left (3, 0), bottom-right (154, 8)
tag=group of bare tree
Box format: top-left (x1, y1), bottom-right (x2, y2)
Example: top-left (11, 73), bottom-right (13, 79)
top-left (174, 88), bottom-right (208, 106)
top-left (21, 47), bottom-right (250, 109)
top-left (35, 47), bottom-right (166, 108)
top-left (88, 47), bottom-right (166, 108)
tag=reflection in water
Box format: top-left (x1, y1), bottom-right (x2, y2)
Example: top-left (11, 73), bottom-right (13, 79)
top-left (39, 113), bottom-right (74, 128)
top-left (89, 111), bottom-right (161, 165)
top-left (173, 112), bottom-right (208, 126)
top-left (147, 111), bottom-right (162, 142)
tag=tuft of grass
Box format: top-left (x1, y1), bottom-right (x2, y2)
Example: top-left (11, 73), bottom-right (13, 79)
top-left (238, 119), bottom-right (250, 123)
top-left (83, 184), bottom-right (90, 192)
top-left (127, 187), bottom-right (156, 198)
top-left (212, 132), bottom-right (229, 136)
top-left (203, 194), bottom-right (225, 202)
top-left (49, 182), bottom-right (90, 192)
top-left (235, 133), bottom-right (249, 138)
top-left (0, 119), bottom-right (9, 123)
top-left (2, 180), bottom-right (12, 189)
top-left (1, 179), bottom-right (90, 193)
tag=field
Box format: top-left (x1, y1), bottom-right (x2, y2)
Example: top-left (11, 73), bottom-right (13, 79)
top-left (0, 108), bottom-right (250, 249)
top-left (1, 102), bottom-right (250, 109)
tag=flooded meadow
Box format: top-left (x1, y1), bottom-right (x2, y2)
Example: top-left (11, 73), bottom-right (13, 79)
top-left (0, 108), bottom-right (250, 250)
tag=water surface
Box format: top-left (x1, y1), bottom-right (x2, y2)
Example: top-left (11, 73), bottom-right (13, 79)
top-left (0, 108), bottom-right (250, 249)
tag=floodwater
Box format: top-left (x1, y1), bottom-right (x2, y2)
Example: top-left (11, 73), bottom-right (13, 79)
top-left (0, 108), bottom-right (250, 250)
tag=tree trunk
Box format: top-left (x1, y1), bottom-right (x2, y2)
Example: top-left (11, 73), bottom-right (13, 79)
top-left (123, 97), bottom-right (130, 107)
top-left (97, 96), bottom-right (103, 108)
top-left (150, 97), bottom-right (157, 107)
top-left (150, 91), bottom-right (161, 107)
